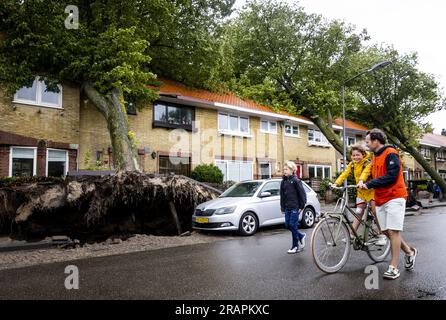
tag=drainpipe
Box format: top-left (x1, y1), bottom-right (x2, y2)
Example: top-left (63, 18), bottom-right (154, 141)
top-left (281, 121), bottom-right (286, 175)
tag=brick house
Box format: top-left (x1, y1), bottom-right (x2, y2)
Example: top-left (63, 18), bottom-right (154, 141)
top-left (78, 79), bottom-right (339, 181)
top-left (404, 133), bottom-right (446, 180)
top-left (0, 78), bottom-right (79, 177)
top-left (1, 77), bottom-right (380, 182)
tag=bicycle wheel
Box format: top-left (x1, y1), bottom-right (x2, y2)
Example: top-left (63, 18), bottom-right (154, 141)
top-left (366, 218), bottom-right (391, 262)
top-left (311, 217), bottom-right (351, 273)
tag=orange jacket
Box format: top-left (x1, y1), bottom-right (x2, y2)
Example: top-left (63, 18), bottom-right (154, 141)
top-left (370, 146), bottom-right (407, 206)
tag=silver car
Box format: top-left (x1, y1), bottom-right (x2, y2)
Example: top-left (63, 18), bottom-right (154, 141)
top-left (192, 179), bottom-right (321, 236)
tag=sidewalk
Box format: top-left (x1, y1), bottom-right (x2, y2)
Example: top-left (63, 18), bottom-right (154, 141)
top-left (418, 198), bottom-right (446, 209)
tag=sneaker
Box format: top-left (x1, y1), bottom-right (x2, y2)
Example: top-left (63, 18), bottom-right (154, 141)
top-left (405, 247), bottom-right (418, 271)
top-left (383, 265), bottom-right (400, 280)
top-left (287, 246), bottom-right (300, 254)
top-left (375, 235), bottom-right (387, 246)
top-left (299, 233), bottom-right (307, 249)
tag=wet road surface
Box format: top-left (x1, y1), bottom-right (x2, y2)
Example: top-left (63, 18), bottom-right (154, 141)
top-left (0, 208), bottom-right (445, 300)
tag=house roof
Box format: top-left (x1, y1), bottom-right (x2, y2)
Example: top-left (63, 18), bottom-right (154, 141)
top-left (420, 133), bottom-right (446, 148)
top-left (153, 79), bottom-right (314, 125)
top-left (151, 79), bottom-right (374, 131)
top-left (333, 118), bottom-right (369, 132)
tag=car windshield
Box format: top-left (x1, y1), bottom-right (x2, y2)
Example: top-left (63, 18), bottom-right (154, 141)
top-left (220, 182), bottom-right (263, 198)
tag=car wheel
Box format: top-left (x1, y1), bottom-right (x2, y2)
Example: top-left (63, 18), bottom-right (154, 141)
top-left (301, 207), bottom-right (315, 228)
top-left (238, 212), bottom-right (258, 236)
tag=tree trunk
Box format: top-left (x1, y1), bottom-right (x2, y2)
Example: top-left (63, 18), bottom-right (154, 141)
top-left (310, 115), bottom-right (352, 162)
top-left (387, 133), bottom-right (446, 198)
top-left (83, 83), bottom-right (139, 171)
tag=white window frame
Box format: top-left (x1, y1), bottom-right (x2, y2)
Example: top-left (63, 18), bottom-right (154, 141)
top-left (260, 119), bottom-right (278, 134)
top-left (347, 136), bottom-right (356, 146)
top-left (9, 146), bottom-right (37, 177)
top-left (218, 112), bottom-right (252, 137)
top-left (284, 124), bottom-right (300, 137)
top-left (46, 148), bottom-right (69, 177)
top-left (259, 161), bottom-right (272, 179)
top-left (436, 149), bottom-right (445, 161)
top-left (307, 128), bottom-right (331, 147)
top-left (421, 147), bottom-right (431, 158)
top-left (403, 170), bottom-right (409, 183)
top-left (13, 77), bottom-right (63, 109)
top-left (215, 159), bottom-right (254, 182)
top-left (308, 164), bottom-right (332, 179)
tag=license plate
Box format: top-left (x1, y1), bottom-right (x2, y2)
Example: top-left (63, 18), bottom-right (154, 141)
top-left (195, 217), bottom-right (209, 223)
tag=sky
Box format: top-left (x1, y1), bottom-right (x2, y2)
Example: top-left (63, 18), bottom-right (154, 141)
top-left (233, 0), bottom-right (446, 134)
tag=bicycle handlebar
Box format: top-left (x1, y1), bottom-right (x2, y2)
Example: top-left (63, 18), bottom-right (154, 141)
top-left (329, 184), bottom-right (357, 190)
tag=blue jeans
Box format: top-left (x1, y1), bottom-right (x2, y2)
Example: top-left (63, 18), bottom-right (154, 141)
top-left (284, 208), bottom-right (305, 248)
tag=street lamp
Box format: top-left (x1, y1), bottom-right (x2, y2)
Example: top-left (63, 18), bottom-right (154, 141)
top-left (341, 60), bottom-right (392, 185)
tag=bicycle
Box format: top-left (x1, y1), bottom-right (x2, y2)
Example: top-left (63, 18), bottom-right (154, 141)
top-left (310, 185), bottom-right (391, 273)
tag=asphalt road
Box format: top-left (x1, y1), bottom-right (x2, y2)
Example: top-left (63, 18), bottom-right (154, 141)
top-left (0, 208), bottom-right (445, 300)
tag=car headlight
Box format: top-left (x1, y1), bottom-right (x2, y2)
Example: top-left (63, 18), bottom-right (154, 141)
top-left (214, 206), bottom-right (237, 215)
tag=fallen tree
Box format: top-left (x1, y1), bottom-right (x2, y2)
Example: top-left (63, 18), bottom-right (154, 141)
top-left (0, 172), bottom-right (220, 241)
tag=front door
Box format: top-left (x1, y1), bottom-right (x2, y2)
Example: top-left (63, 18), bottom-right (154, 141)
top-left (260, 163), bottom-right (271, 179)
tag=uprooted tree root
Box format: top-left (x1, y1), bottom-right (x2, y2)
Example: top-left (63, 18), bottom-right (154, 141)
top-left (0, 172), bottom-right (219, 241)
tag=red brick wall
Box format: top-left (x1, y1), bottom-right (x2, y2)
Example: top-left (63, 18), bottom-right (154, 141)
top-left (68, 150), bottom-right (77, 172)
top-left (0, 131), bottom-right (78, 177)
top-left (0, 146), bottom-right (10, 177)
top-left (37, 141), bottom-right (47, 176)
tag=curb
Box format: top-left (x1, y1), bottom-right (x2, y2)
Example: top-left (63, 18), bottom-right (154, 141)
top-left (0, 237), bottom-right (75, 253)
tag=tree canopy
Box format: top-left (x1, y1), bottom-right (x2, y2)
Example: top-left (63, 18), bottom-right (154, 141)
top-left (0, 0), bottom-right (235, 170)
top-left (222, 0), bottom-right (368, 155)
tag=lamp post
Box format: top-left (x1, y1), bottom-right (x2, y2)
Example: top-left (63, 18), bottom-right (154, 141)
top-left (341, 61), bottom-right (392, 187)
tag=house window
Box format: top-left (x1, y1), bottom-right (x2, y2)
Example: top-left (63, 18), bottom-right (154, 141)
top-left (13, 77), bottom-right (62, 108)
top-left (347, 136), bottom-right (356, 146)
top-left (47, 149), bottom-right (68, 177)
top-left (159, 156), bottom-right (190, 176)
top-left (260, 120), bottom-right (277, 134)
top-left (436, 149), bottom-right (445, 161)
top-left (259, 162), bottom-right (271, 179)
top-left (218, 113), bottom-right (251, 136)
top-left (420, 147), bottom-right (431, 158)
top-left (240, 117), bottom-right (249, 133)
top-left (10, 147), bottom-right (37, 177)
top-left (285, 124), bottom-right (299, 137)
top-left (215, 160), bottom-right (253, 182)
top-left (403, 171), bottom-right (409, 183)
top-left (218, 113), bottom-right (228, 130)
top-left (153, 102), bottom-right (194, 131)
top-left (308, 128), bottom-right (330, 147)
top-left (308, 164), bottom-right (331, 179)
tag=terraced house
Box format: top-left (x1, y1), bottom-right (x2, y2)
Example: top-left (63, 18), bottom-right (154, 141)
top-left (0, 78), bottom-right (343, 181)
top-left (402, 133), bottom-right (446, 181)
top-left (5, 77), bottom-right (440, 184)
top-left (79, 79), bottom-right (340, 181)
top-left (0, 78), bottom-right (80, 178)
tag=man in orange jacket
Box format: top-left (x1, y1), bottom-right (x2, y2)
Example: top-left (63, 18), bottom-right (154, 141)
top-left (358, 128), bottom-right (417, 280)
